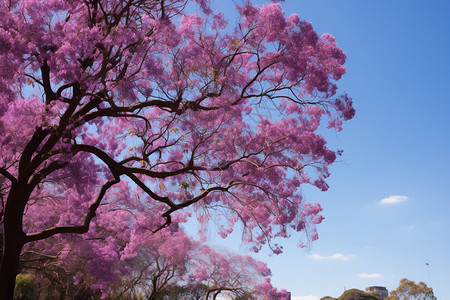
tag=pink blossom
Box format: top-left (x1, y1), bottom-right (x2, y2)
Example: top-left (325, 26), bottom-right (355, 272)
top-left (0, 0), bottom-right (354, 295)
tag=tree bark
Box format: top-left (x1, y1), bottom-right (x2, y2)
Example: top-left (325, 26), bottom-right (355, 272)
top-left (0, 185), bottom-right (29, 300)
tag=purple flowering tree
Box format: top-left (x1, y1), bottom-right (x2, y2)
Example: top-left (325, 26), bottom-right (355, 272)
top-left (0, 0), bottom-right (354, 297)
top-left (189, 244), bottom-right (291, 299)
top-left (20, 218), bottom-right (289, 299)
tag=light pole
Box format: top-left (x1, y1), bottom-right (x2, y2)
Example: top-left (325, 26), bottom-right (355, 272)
top-left (425, 262), bottom-right (432, 288)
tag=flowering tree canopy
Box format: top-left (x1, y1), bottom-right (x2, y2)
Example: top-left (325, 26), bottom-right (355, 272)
top-left (0, 0), bottom-right (354, 297)
top-left (189, 244), bottom-right (290, 299)
top-left (20, 220), bottom-right (289, 299)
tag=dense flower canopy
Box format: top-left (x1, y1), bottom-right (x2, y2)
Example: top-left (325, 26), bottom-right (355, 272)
top-left (0, 0), bottom-right (354, 297)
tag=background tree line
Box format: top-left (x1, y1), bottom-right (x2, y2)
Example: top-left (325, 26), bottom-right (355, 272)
top-left (320, 278), bottom-right (436, 300)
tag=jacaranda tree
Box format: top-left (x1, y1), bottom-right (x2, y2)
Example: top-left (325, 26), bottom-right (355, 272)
top-left (20, 219), bottom-right (289, 298)
top-left (189, 244), bottom-right (290, 299)
top-left (0, 0), bottom-right (355, 297)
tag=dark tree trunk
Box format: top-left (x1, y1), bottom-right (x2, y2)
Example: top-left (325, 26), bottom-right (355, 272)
top-left (0, 237), bottom-right (24, 299)
top-left (0, 185), bottom-right (29, 300)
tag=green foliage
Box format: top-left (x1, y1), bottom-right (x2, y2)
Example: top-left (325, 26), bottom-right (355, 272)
top-left (14, 274), bottom-right (37, 300)
top-left (154, 284), bottom-right (208, 299)
top-left (338, 289), bottom-right (382, 300)
top-left (388, 278), bottom-right (436, 300)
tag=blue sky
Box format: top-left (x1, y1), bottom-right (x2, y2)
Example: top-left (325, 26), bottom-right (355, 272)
top-left (190, 0), bottom-right (450, 299)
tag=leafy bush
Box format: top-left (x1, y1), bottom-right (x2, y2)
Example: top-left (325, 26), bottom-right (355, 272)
top-left (338, 289), bottom-right (382, 300)
top-left (14, 274), bottom-right (37, 300)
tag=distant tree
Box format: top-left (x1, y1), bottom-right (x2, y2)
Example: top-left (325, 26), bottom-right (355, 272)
top-left (386, 278), bottom-right (436, 300)
top-left (109, 224), bottom-right (195, 300)
top-left (188, 244), bottom-right (290, 299)
top-left (320, 297), bottom-right (337, 300)
top-left (338, 289), bottom-right (381, 300)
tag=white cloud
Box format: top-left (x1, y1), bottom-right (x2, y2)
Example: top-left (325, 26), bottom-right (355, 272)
top-left (308, 253), bottom-right (354, 261)
top-left (379, 195), bottom-right (408, 205)
top-left (401, 225), bottom-right (416, 230)
top-left (330, 253), bottom-right (351, 261)
top-left (357, 273), bottom-right (383, 278)
top-left (293, 296), bottom-right (320, 300)
top-left (308, 254), bottom-right (326, 260)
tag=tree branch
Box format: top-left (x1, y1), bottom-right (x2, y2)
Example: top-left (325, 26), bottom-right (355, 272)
top-left (0, 167), bottom-right (16, 184)
top-left (80, 99), bottom-right (176, 123)
top-left (21, 83), bottom-right (81, 182)
top-left (28, 160), bottom-right (69, 188)
top-left (154, 184), bottom-right (235, 233)
top-left (73, 144), bottom-right (202, 179)
top-left (41, 59), bottom-right (56, 105)
top-left (18, 127), bottom-right (50, 175)
top-left (24, 177), bottom-right (119, 243)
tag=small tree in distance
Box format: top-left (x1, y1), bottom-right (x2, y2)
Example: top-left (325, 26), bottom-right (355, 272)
top-left (189, 244), bottom-right (290, 299)
top-left (386, 278), bottom-right (436, 300)
top-left (0, 0), bottom-right (354, 297)
top-left (337, 289), bottom-right (381, 300)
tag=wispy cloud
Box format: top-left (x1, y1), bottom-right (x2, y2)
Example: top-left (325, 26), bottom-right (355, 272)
top-left (379, 195), bottom-right (408, 205)
top-left (330, 253), bottom-right (351, 260)
top-left (308, 254), bottom-right (326, 260)
top-left (293, 296), bottom-right (320, 300)
top-left (357, 273), bottom-right (383, 278)
top-left (308, 253), bottom-right (354, 261)
top-left (401, 225), bottom-right (416, 230)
